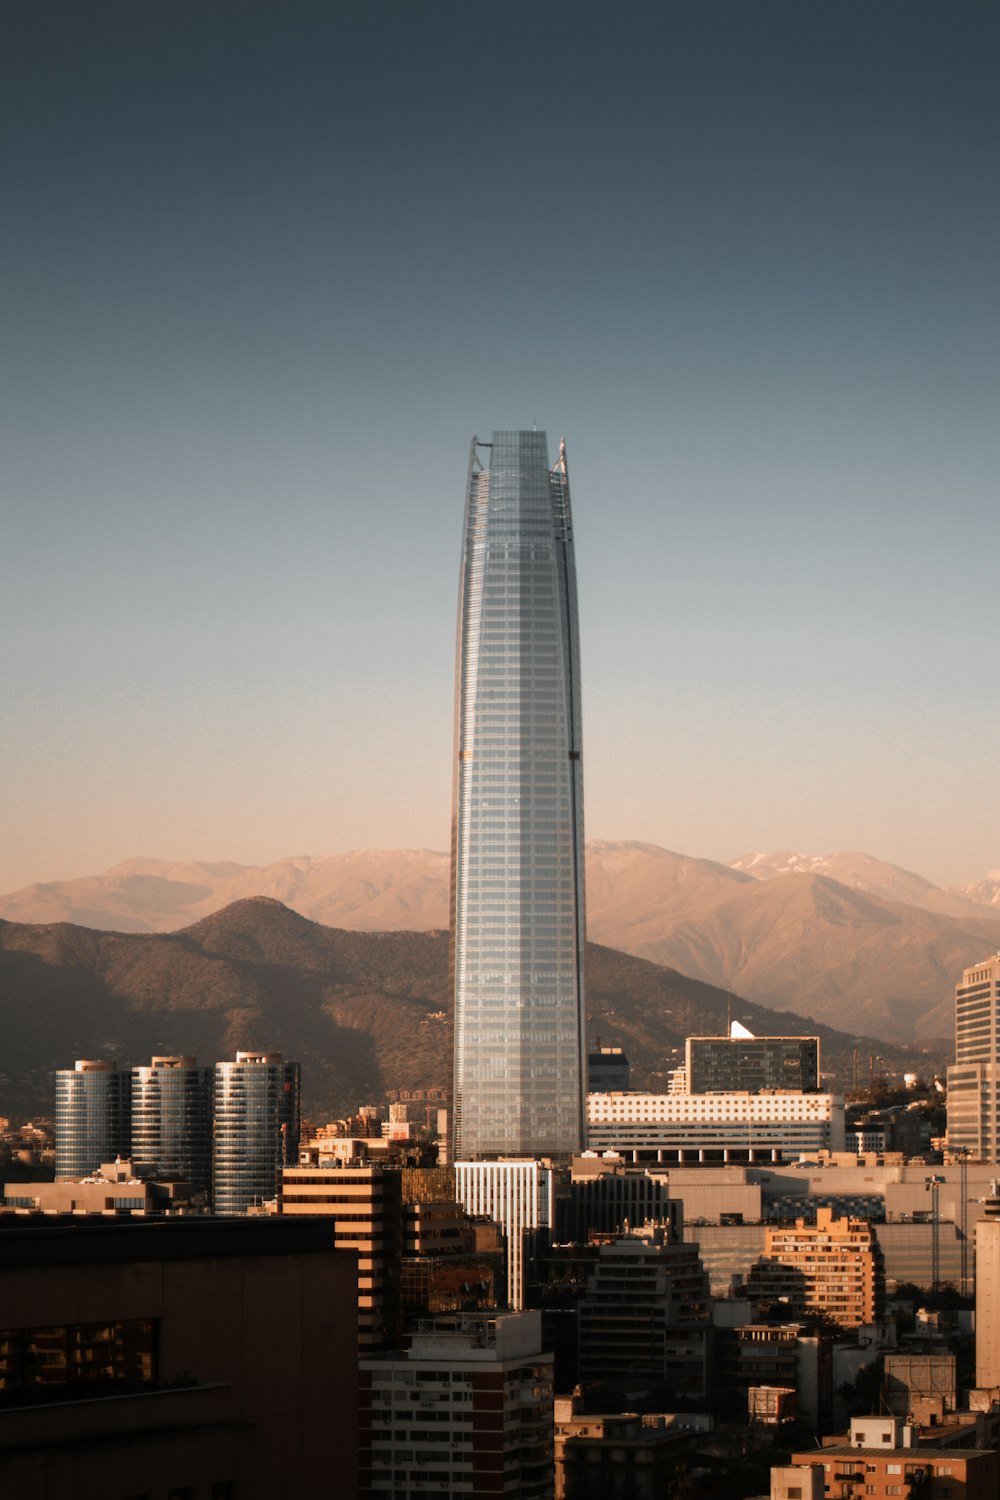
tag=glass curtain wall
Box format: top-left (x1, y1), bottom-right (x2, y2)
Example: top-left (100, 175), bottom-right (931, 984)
top-left (451, 430), bottom-right (586, 1160)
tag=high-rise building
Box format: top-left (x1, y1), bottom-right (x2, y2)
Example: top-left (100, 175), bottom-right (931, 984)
top-left (279, 1155), bottom-right (403, 1350)
top-left (54, 1060), bottom-right (131, 1179)
top-left (130, 1055), bottom-right (212, 1197)
top-left (747, 1207), bottom-right (884, 1328)
top-left (975, 1213), bottom-right (1000, 1391)
top-left (947, 955), bottom-right (1000, 1162)
top-left (212, 1051), bottom-right (300, 1215)
top-left (685, 1033), bottom-right (820, 1094)
top-left (576, 1227), bottom-right (710, 1392)
top-left (359, 1311), bottom-right (553, 1500)
top-left (454, 1157), bottom-right (555, 1310)
top-left (451, 430), bottom-right (587, 1161)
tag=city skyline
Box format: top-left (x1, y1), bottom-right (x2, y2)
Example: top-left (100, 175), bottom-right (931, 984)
top-left (451, 432), bottom-right (587, 1159)
top-left (3, 3), bottom-right (999, 895)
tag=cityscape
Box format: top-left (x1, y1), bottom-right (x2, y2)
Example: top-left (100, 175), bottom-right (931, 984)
top-left (3, 6), bottom-right (1000, 1500)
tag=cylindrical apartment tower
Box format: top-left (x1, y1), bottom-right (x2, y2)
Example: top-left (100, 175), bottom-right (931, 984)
top-left (131, 1055), bottom-right (212, 1196)
top-left (54, 1059), bottom-right (131, 1179)
top-left (212, 1051), bottom-right (300, 1215)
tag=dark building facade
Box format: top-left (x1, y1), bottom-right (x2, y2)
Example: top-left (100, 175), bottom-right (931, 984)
top-left (0, 1216), bottom-right (357, 1500)
top-left (686, 1035), bottom-right (820, 1094)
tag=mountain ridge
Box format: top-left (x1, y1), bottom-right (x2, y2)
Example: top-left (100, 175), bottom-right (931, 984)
top-left (2, 844), bottom-right (998, 1042)
top-left (0, 897), bottom-right (941, 1123)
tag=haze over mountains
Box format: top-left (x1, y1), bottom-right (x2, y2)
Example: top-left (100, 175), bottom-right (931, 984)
top-left (0, 898), bottom-right (935, 1123)
top-left (3, 843), bottom-right (998, 1043)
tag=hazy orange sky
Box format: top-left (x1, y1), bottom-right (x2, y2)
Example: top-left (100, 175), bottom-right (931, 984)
top-left (3, 3), bottom-right (999, 895)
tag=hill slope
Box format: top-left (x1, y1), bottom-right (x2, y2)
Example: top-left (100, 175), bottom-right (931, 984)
top-left (0, 899), bottom-right (937, 1122)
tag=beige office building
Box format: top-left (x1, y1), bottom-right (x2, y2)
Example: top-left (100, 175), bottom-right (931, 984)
top-left (948, 955), bottom-right (1000, 1163)
top-left (976, 1217), bottom-right (1000, 1390)
top-left (279, 1157), bottom-right (403, 1349)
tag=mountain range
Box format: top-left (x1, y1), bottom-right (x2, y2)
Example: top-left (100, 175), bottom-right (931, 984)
top-left (3, 843), bottom-right (998, 1042)
top-left (0, 898), bottom-right (939, 1123)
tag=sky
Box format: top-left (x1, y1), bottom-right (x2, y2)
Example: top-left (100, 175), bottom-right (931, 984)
top-left (2, 1), bottom-right (999, 894)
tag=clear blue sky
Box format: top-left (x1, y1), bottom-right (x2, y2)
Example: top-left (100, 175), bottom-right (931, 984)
top-left (2, 1), bottom-right (998, 892)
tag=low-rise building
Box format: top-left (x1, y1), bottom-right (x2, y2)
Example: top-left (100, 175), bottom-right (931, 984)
top-left (587, 1091), bottom-right (845, 1163)
top-left (791, 1416), bottom-right (999, 1500)
top-left (3, 1158), bottom-right (193, 1214)
top-left (554, 1394), bottom-right (697, 1499)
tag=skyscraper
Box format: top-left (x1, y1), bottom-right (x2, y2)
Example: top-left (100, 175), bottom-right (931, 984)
top-left (451, 430), bottom-right (587, 1160)
top-left (54, 1059), bottom-right (131, 1179)
top-left (947, 954), bottom-right (1000, 1162)
top-left (212, 1050), bottom-right (300, 1214)
top-left (131, 1055), bottom-right (213, 1196)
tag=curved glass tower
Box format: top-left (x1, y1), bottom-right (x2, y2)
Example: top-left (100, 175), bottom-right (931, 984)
top-left (212, 1051), bottom-right (300, 1215)
top-left (55, 1059), bottom-right (131, 1179)
top-left (451, 429), bottom-right (587, 1160)
top-left (131, 1055), bottom-right (212, 1196)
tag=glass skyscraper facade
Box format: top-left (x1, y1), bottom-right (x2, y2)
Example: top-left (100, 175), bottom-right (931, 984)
top-left (131, 1055), bottom-right (213, 1196)
top-left (212, 1051), bottom-right (300, 1215)
top-left (54, 1059), bottom-right (131, 1179)
top-left (947, 955), bottom-right (1000, 1163)
top-left (451, 430), bottom-right (587, 1160)
top-left (685, 1036), bottom-right (820, 1095)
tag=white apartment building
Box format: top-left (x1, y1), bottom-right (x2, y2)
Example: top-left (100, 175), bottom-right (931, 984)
top-left (453, 1159), bottom-right (554, 1310)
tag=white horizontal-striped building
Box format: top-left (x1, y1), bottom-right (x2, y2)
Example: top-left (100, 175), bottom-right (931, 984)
top-left (587, 1091), bottom-right (844, 1163)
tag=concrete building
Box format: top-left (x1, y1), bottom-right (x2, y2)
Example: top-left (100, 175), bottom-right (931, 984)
top-left (359, 1310), bottom-right (553, 1500)
top-left (771, 1465), bottom-right (824, 1500)
top-left (747, 1207), bottom-right (884, 1328)
top-left (587, 1090), bottom-right (844, 1162)
top-left (279, 1156), bottom-right (403, 1349)
top-left (556, 1156), bottom-right (680, 1244)
top-left (54, 1060), bottom-right (130, 1179)
top-left (577, 1227), bottom-right (709, 1394)
top-left (948, 955), bottom-right (1000, 1163)
top-left (454, 1158), bottom-right (555, 1309)
top-left (975, 1216), bottom-right (1000, 1390)
top-left (712, 1319), bottom-right (833, 1429)
top-left (0, 1215), bottom-right (358, 1500)
top-left (2, 1158), bottom-right (193, 1214)
top-left (791, 1416), bottom-right (999, 1500)
top-left (554, 1394), bottom-right (697, 1500)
